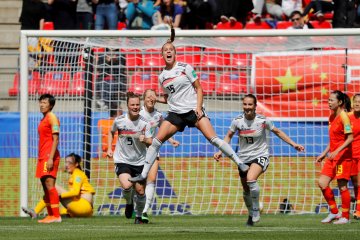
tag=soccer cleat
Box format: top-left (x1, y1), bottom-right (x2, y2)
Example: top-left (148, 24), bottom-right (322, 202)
top-left (141, 212), bottom-right (149, 224)
top-left (353, 211), bottom-right (360, 220)
top-left (125, 204), bottom-right (134, 219)
top-left (252, 209), bottom-right (260, 223)
top-left (37, 216), bottom-right (62, 223)
top-left (333, 217), bottom-right (350, 224)
top-left (246, 215), bottom-right (254, 227)
top-left (21, 207), bottom-right (37, 219)
top-left (238, 163), bottom-right (249, 173)
top-left (128, 175), bottom-right (146, 183)
top-left (321, 212), bottom-right (341, 223)
top-left (134, 217), bottom-right (144, 224)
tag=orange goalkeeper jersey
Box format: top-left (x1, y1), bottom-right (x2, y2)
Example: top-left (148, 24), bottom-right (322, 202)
top-left (328, 110), bottom-right (352, 161)
top-left (60, 168), bottom-right (95, 199)
top-left (38, 112), bottom-right (60, 160)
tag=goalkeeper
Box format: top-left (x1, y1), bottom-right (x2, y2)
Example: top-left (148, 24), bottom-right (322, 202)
top-left (22, 153), bottom-right (95, 218)
top-left (214, 94), bottom-right (304, 226)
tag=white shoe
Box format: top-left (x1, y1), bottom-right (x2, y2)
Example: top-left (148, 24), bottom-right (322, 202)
top-left (252, 209), bottom-right (260, 223)
top-left (333, 217), bottom-right (350, 224)
top-left (21, 207), bottom-right (37, 219)
top-left (321, 212), bottom-right (341, 223)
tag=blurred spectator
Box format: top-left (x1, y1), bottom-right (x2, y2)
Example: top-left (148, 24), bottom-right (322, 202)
top-left (96, 48), bottom-right (126, 110)
top-left (287, 10), bottom-right (313, 29)
top-left (93, 0), bottom-right (119, 30)
top-left (126, 0), bottom-right (158, 29)
top-left (303, 0), bottom-right (334, 21)
top-left (185, 0), bottom-right (216, 29)
top-left (332, 0), bottom-right (357, 28)
top-left (215, 0), bottom-right (253, 26)
top-left (282, 0), bottom-right (302, 18)
top-left (118, 0), bottom-right (128, 22)
top-left (19, 0), bottom-right (47, 30)
top-left (153, 0), bottom-right (183, 29)
top-left (252, 0), bottom-right (283, 21)
top-left (77, 0), bottom-right (96, 29)
top-left (47, 0), bottom-right (78, 30)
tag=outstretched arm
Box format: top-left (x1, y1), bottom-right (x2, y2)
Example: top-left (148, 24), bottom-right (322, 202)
top-left (271, 127), bottom-right (305, 152)
top-left (316, 144), bottom-right (330, 162)
top-left (213, 130), bottom-right (235, 161)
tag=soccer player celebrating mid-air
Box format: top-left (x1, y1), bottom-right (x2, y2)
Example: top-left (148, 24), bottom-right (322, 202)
top-left (23, 153), bottom-right (95, 218)
top-left (349, 94), bottom-right (360, 219)
top-left (214, 94), bottom-right (304, 226)
top-left (129, 19), bottom-right (249, 184)
top-left (34, 94), bottom-right (62, 223)
top-left (139, 89), bottom-right (180, 223)
top-left (107, 92), bottom-right (152, 224)
top-left (316, 90), bottom-right (353, 224)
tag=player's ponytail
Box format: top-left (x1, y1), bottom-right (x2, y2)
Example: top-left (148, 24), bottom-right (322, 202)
top-left (168, 18), bottom-right (175, 43)
top-left (332, 90), bottom-right (351, 112)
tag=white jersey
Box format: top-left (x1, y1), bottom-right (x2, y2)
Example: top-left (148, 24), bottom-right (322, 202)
top-left (230, 114), bottom-right (274, 163)
top-left (139, 106), bottom-right (163, 138)
top-left (159, 62), bottom-right (199, 114)
top-left (111, 114), bottom-right (152, 166)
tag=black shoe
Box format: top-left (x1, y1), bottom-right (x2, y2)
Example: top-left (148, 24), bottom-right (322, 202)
top-left (125, 204), bottom-right (134, 219)
top-left (134, 217), bottom-right (144, 224)
top-left (246, 215), bottom-right (254, 227)
top-left (141, 212), bottom-right (149, 223)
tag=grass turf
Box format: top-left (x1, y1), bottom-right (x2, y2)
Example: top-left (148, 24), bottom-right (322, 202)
top-left (0, 214), bottom-right (359, 240)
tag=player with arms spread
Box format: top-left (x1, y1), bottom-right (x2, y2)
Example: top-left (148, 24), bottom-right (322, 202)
top-left (129, 20), bottom-right (248, 184)
top-left (35, 93), bottom-right (62, 223)
top-left (107, 92), bottom-right (153, 224)
top-left (214, 94), bottom-right (304, 226)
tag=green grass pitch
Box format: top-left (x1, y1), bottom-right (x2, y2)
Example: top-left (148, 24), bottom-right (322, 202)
top-left (0, 215), bottom-right (359, 240)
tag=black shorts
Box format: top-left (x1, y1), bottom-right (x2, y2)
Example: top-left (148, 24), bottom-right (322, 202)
top-left (238, 156), bottom-right (270, 178)
top-left (115, 163), bottom-right (144, 177)
top-left (165, 108), bottom-right (208, 132)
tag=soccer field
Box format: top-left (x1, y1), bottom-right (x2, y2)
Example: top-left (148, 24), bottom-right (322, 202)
top-left (0, 215), bottom-right (359, 240)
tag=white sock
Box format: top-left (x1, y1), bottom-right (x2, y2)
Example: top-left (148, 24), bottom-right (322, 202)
top-left (247, 181), bottom-right (260, 211)
top-left (210, 136), bottom-right (243, 165)
top-left (122, 187), bottom-right (133, 204)
top-left (141, 138), bottom-right (162, 178)
top-left (135, 193), bottom-right (146, 217)
top-left (143, 182), bottom-right (155, 213)
top-left (243, 191), bottom-right (253, 216)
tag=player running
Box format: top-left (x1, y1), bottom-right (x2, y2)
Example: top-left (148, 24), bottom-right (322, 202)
top-left (107, 92), bottom-right (152, 224)
top-left (214, 94), bottom-right (304, 226)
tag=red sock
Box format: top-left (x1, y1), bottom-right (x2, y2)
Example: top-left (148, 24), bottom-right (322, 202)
top-left (44, 191), bottom-right (53, 216)
top-left (321, 186), bottom-right (338, 214)
top-left (357, 186), bottom-right (360, 212)
top-left (48, 188), bottom-right (60, 217)
top-left (340, 187), bottom-right (351, 219)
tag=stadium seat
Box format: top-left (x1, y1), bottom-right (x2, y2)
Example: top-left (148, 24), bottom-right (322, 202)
top-left (216, 21), bottom-right (243, 30)
top-left (177, 54), bottom-right (201, 66)
top-left (176, 46), bottom-right (201, 52)
top-left (201, 48), bottom-right (231, 68)
top-left (117, 22), bottom-right (126, 30)
top-left (143, 50), bottom-right (163, 68)
top-left (8, 71), bottom-right (40, 96)
top-left (198, 72), bottom-right (216, 95)
top-left (216, 72), bottom-right (247, 95)
top-left (245, 21), bottom-right (273, 29)
top-left (68, 72), bottom-right (85, 96)
top-left (230, 53), bottom-right (249, 68)
top-left (43, 22), bottom-right (54, 30)
top-left (38, 71), bottom-right (71, 95)
top-left (310, 20), bottom-right (332, 29)
top-left (120, 49), bottom-right (142, 68)
top-left (276, 21), bottom-right (292, 29)
top-left (128, 72), bottom-right (158, 94)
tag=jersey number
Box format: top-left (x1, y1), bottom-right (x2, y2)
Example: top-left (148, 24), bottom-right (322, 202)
top-left (256, 157), bottom-right (269, 168)
top-left (127, 137), bottom-right (133, 145)
top-left (244, 137), bottom-right (254, 144)
top-left (167, 85), bottom-right (175, 93)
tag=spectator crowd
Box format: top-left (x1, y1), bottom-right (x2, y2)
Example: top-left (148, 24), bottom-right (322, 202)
top-left (19, 0), bottom-right (360, 31)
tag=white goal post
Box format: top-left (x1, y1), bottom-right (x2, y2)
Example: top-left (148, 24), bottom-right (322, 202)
top-left (20, 29), bottom-right (360, 217)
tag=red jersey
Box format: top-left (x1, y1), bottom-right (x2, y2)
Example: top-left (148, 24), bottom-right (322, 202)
top-left (349, 112), bottom-right (360, 159)
top-left (38, 112), bottom-right (60, 160)
top-left (328, 111), bottom-right (352, 161)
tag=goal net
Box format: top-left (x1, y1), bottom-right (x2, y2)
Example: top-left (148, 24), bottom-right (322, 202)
top-left (19, 30), bottom-right (360, 216)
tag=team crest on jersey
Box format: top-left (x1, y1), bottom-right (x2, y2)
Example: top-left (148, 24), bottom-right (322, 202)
top-left (53, 125), bottom-right (59, 131)
top-left (192, 70), bottom-right (197, 78)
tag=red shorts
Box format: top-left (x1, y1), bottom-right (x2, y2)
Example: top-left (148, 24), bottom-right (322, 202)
top-left (321, 158), bottom-right (352, 180)
top-left (351, 158), bottom-right (359, 176)
top-left (36, 156), bottom-right (60, 179)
